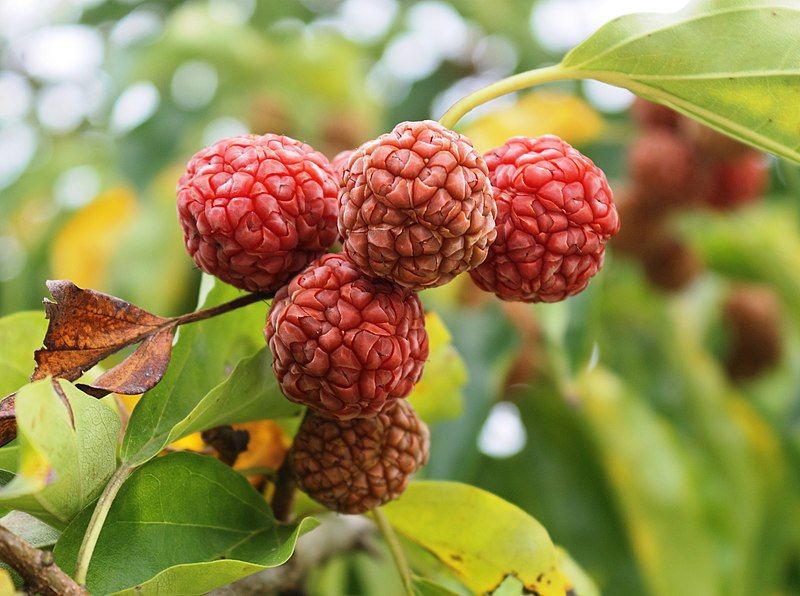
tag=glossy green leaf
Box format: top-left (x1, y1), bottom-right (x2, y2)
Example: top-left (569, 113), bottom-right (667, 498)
top-left (0, 379), bottom-right (119, 529)
top-left (54, 452), bottom-right (318, 595)
top-left (408, 312), bottom-right (467, 424)
top-left (382, 481), bottom-right (565, 595)
top-left (125, 347), bottom-right (299, 467)
top-left (562, 0), bottom-right (800, 163)
top-left (0, 312), bottom-right (46, 395)
top-left (121, 276), bottom-right (274, 466)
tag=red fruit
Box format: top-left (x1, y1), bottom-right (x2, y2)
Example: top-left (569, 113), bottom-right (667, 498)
top-left (338, 120), bottom-right (496, 290)
top-left (470, 135), bottom-right (619, 303)
top-left (177, 134), bottom-right (339, 292)
top-left (679, 118), bottom-right (750, 159)
top-left (703, 151), bottom-right (769, 209)
top-left (265, 253), bottom-right (428, 420)
top-left (330, 149), bottom-right (354, 185)
top-left (292, 400), bottom-right (429, 514)
top-left (628, 130), bottom-right (699, 205)
top-left (631, 98), bottom-right (680, 130)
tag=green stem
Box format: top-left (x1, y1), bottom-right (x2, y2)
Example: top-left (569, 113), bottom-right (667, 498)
top-left (373, 508), bottom-right (414, 596)
top-left (439, 64), bottom-right (588, 129)
top-left (74, 464), bottom-right (133, 586)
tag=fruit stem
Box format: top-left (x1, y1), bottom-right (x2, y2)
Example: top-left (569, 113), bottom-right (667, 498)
top-left (74, 464), bottom-right (133, 586)
top-left (373, 507), bottom-right (414, 596)
top-left (171, 290), bottom-right (273, 327)
top-left (438, 64), bottom-right (583, 129)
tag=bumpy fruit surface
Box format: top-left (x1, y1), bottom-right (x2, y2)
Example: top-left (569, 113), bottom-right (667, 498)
top-left (338, 120), bottom-right (496, 290)
top-left (470, 135), bottom-right (619, 303)
top-left (177, 134), bottom-right (338, 292)
top-left (265, 253), bottom-right (428, 420)
top-left (628, 130), bottom-right (699, 205)
top-left (292, 400), bottom-right (429, 514)
top-left (330, 149), bottom-right (354, 184)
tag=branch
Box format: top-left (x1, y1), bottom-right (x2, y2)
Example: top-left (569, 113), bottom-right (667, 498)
top-left (210, 516), bottom-right (375, 595)
top-left (0, 524), bottom-right (87, 596)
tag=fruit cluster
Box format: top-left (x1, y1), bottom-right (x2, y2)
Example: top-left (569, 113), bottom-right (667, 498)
top-left (177, 121), bottom-right (618, 514)
top-left (614, 99), bottom-right (769, 291)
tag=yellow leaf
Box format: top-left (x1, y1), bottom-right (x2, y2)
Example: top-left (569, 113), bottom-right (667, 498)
top-left (463, 92), bottom-right (604, 153)
top-left (0, 569), bottom-right (15, 596)
top-left (233, 420), bottom-right (290, 472)
top-left (382, 481), bottom-right (565, 595)
top-left (51, 188), bottom-right (138, 289)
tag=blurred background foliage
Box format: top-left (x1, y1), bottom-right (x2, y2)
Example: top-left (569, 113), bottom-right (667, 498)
top-left (2, 0), bottom-right (800, 594)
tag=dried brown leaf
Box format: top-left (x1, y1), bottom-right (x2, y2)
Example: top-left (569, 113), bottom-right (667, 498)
top-left (31, 280), bottom-right (173, 395)
top-left (77, 327), bottom-right (176, 398)
top-left (0, 394), bottom-right (17, 447)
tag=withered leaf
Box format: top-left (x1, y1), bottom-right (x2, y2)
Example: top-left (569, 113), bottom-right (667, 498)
top-left (0, 394), bottom-right (17, 447)
top-left (32, 280), bottom-right (175, 396)
top-left (77, 327), bottom-right (176, 398)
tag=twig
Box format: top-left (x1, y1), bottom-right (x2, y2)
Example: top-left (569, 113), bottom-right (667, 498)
top-left (0, 524), bottom-right (87, 595)
top-left (373, 507), bottom-right (414, 596)
top-left (270, 455), bottom-right (296, 523)
top-left (170, 291), bottom-right (273, 327)
top-left (74, 464), bottom-right (133, 585)
top-left (210, 516), bottom-right (374, 595)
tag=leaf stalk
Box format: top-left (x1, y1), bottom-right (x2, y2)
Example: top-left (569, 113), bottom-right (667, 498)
top-left (373, 507), bottom-right (414, 596)
top-left (74, 464), bottom-right (133, 586)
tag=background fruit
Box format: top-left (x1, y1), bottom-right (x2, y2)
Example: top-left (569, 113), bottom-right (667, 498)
top-left (177, 134), bottom-right (339, 292)
top-left (470, 135), bottom-right (619, 302)
top-left (292, 399), bottom-right (429, 514)
top-left (265, 253), bottom-right (428, 420)
top-left (338, 120), bottom-right (496, 290)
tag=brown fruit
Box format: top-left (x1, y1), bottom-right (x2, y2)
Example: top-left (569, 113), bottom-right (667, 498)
top-left (631, 98), bottom-right (680, 130)
top-left (640, 235), bottom-right (702, 292)
top-left (628, 129), bottom-right (699, 205)
top-left (292, 400), bottom-right (429, 514)
top-left (338, 120), bottom-right (496, 290)
top-left (680, 118), bottom-right (750, 159)
top-left (724, 285), bottom-right (782, 380)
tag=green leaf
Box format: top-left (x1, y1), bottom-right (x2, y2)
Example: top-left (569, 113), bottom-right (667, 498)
top-left (0, 511), bottom-right (59, 549)
top-left (381, 481), bottom-right (565, 595)
top-left (575, 368), bottom-right (718, 596)
top-left (408, 313), bottom-right (467, 424)
top-left (121, 276), bottom-right (274, 466)
top-left (124, 347), bottom-right (299, 467)
top-left (413, 576), bottom-right (462, 596)
top-left (0, 312), bottom-right (47, 395)
top-left (0, 380), bottom-right (119, 529)
top-left (562, 0), bottom-right (800, 163)
top-left (54, 452), bottom-right (318, 595)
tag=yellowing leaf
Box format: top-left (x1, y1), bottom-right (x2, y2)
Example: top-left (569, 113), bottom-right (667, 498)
top-left (51, 187), bottom-right (138, 289)
top-left (233, 420), bottom-right (291, 472)
top-left (382, 481), bottom-right (565, 595)
top-left (463, 92), bottom-right (604, 153)
top-left (408, 313), bottom-right (467, 424)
